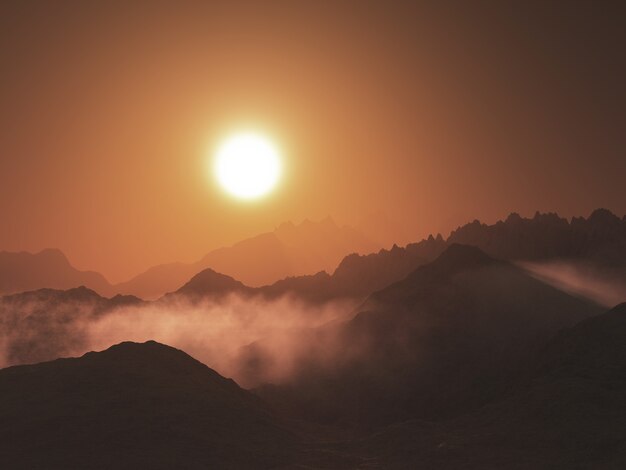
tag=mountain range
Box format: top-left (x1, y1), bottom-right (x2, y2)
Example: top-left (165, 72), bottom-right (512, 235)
top-left (0, 217), bottom-right (379, 299)
top-left (0, 224), bottom-right (626, 469)
top-left (252, 244), bottom-right (603, 423)
top-left (173, 208), bottom-right (626, 306)
top-left (2, 209), bottom-right (624, 372)
top-left (2, 209), bottom-right (624, 302)
top-left (173, 232), bottom-right (448, 303)
top-left (0, 341), bottom-right (302, 469)
top-left (1, 245), bottom-right (624, 467)
top-left (448, 208), bottom-right (626, 265)
top-left (116, 216), bottom-right (380, 299)
top-left (0, 249), bottom-right (111, 297)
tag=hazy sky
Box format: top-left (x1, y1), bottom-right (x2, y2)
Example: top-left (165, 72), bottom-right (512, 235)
top-left (1, 1), bottom-right (624, 281)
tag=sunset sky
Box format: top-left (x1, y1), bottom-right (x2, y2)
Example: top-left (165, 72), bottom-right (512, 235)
top-left (1, 1), bottom-right (624, 282)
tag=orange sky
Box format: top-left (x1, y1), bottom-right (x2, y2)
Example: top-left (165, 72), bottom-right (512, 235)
top-left (1, 1), bottom-right (625, 282)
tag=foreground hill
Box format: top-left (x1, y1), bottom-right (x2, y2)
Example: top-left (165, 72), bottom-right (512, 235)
top-left (256, 244), bottom-right (602, 425)
top-left (0, 249), bottom-right (113, 297)
top-left (0, 341), bottom-right (298, 469)
top-left (0, 302), bottom-right (623, 469)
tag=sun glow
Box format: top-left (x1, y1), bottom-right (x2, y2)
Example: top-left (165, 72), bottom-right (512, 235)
top-left (214, 133), bottom-right (282, 199)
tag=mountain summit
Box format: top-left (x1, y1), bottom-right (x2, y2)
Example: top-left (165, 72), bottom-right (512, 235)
top-left (169, 268), bottom-right (251, 299)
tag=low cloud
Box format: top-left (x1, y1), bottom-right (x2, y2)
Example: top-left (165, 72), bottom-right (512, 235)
top-left (519, 260), bottom-right (626, 308)
top-left (0, 293), bottom-right (358, 387)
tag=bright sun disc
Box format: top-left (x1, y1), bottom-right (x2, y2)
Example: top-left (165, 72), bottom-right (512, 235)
top-left (214, 133), bottom-right (281, 199)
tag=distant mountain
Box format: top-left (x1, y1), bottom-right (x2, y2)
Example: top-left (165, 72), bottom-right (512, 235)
top-left (0, 341), bottom-right (297, 469)
top-left (448, 208), bottom-right (626, 264)
top-left (0, 249), bottom-right (113, 297)
top-left (2, 210), bottom-right (621, 371)
top-left (170, 268), bottom-right (252, 300)
top-left (181, 234), bottom-right (448, 303)
top-left (0, 236), bottom-right (445, 369)
top-left (5, 209), bottom-right (622, 304)
top-left (0, 219), bottom-right (379, 300)
top-left (256, 244), bottom-right (602, 425)
top-left (170, 208), bottom-right (625, 305)
top-left (447, 209), bottom-right (626, 307)
top-left (330, 234), bottom-right (447, 298)
top-left (115, 217), bottom-right (379, 299)
top-left (273, 217), bottom-right (379, 274)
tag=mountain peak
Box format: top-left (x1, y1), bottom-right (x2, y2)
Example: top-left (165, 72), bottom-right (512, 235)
top-left (276, 220), bottom-right (296, 231)
top-left (320, 215), bottom-right (337, 227)
top-left (173, 268), bottom-right (249, 298)
top-left (587, 207), bottom-right (620, 225)
top-left (392, 244), bottom-right (497, 288)
top-left (86, 340), bottom-right (209, 371)
top-left (63, 285), bottom-right (102, 300)
top-left (428, 243), bottom-right (496, 272)
top-left (38, 247), bottom-right (69, 259)
top-left (505, 212), bottom-right (523, 224)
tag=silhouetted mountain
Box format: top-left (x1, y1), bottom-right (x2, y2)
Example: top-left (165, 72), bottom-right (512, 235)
top-left (259, 270), bottom-right (334, 300)
top-left (115, 217), bottom-right (379, 299)
top-left (168, 268), bottom-right (252, 300)
top-left (4, 209), bottom-right (622, 305)
top-left (172, 208), bottom-right (625, 306)
top-left (532, 301), bottom-right (626, 384)
top-left (257, 244), bottom-right (602, 426)
top-left (479, 301), bottom-right (626, 468)
top-left (351, 303), bottom-right (626, 469)
top-left (445, 209), bottom-right (626, 307)
top-left (1, 234), bottom-right (623, 468)
top-left (260, 235), bottom-right (446, 301)
top-left (0, 341), bottom-right (297, 469)
top-left (176, 235), bottom-right (447, 303)
top-left (330, 234), bottom-right (447, 298)
top-left (274, 216), bottom-right (377, 275)
top-left (0, 249), bottom-right (112, 296)
top-left (0, 262), bottom-right (620, 469)
top-left (448, 208), bottom-right (626, 264)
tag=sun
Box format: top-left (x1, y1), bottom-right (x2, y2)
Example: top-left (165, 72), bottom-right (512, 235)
top-left (213, 132), bottom-right (282, 200)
